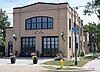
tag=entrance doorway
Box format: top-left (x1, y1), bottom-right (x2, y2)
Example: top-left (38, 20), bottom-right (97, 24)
top-left (42, 36), bottom-right (58, 57)
top-left (21, 37), bottom-right (36, 56)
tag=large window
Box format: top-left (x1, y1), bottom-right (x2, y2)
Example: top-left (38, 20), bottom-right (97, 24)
top-left (25, 16), bottom-right (53, 30)
top-left (21, 37), bottom-right (36, 56)
top-left (42, 36), bottom-right (58, 57)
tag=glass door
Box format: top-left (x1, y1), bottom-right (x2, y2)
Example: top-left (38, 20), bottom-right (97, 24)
top-left (42, 36), bottom-right (58, 57)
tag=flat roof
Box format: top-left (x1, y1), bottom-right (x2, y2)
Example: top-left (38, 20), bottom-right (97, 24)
top-left (13, 2), bottom-right (68, 9)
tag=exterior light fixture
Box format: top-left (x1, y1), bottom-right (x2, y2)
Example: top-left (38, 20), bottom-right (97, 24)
top-left (61, 31), bottom-right (65, 41)
top-left (13, 34), bottom-right (17, 41)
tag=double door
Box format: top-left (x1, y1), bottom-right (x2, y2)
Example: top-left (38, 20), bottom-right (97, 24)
top-left (42, 36), bottom-right (58, 57)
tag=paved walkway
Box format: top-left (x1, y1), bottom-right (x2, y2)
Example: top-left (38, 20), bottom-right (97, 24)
top-left (0, 57), bottom-right (54, 65)
top-left (83, 56), bottom-right (100, 72)
top-left (0, 57), bottom-right (53, 72)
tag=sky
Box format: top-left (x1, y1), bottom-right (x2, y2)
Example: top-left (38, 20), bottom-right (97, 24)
top-left (0, 0), bottom-right (99, 26)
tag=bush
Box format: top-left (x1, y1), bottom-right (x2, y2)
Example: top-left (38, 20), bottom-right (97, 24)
top-left (80, 52), bottom-right (84, 57)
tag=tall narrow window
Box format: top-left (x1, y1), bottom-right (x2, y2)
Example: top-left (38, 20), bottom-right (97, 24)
top-left (69, 19), bottom-right (71, 30)
top-left (69, 37), bottom-right (71, 48)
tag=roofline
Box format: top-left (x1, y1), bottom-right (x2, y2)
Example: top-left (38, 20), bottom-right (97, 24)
top-left (13, 2), bottom-right (68, 9)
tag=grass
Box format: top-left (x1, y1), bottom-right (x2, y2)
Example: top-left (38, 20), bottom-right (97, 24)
top-left (42, 55), bottom-right (97, 67)
top-left (42, 53), bottom-right (100, 70)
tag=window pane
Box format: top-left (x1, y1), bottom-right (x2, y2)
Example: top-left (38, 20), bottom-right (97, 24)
top-left (26, 19), bottom-right (30, 23)
top-left (32, 18), bottom-right (36, 22)
top-left (51, 44), bottom-right (54, 48)
top-left (48, 22), bottom-right (53, 28)
top-left (26, 19), bottom-right (31, 29)
top-left (32, 18), bottom-right (36, 29)
top-left (48, 18), bottom-right (53, 22)
top-left (43, 23), bottom-right (47, 28)
top-left (47, 41), bottom-right (50, 44)
top-left (44, 42), bottom-right (46, 44)
top-left (37, 23), bottom-right (41, 28)
top-left (44, 44), bottom-right (46, 48)
top-left (43, 17), bottom-right (47, 22)
top-left (44, 38), bottom-right (46, 42)
top-left (48, 44), bottom-right (50, 48)
top-left (48, 18), bottom-right (53, 28)
top-left (32, 23), bottom-right (36, 29)
top-left (51, 42), bottom-right (54, 45)
top-left (37, 17), bottom-right (42, 29)
top-left (55, 44), bottom-right (58, 48)
top-left (55, 42), bottom-right (58, 44)
top-left (47, 38), bottom-right (50, 41)
top-left (55, 38), bottom-right (58, 41)
top-left (29, 38), bottom-right (32, 46)
top-left (51, 38), bottom-right (54, 41)
top-left (37, 17), bottom-right (41, 22)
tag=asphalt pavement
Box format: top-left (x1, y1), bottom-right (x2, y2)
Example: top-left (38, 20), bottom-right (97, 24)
top-left (0, 56), bottom-right (100, 72)
top-left (0, 57), bottom-right (53, 72)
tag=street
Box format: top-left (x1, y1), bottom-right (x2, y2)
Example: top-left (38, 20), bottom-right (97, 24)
top-left (0, 64), bottom-right (50, 72)
top-left (0, 57), bottom-right (100, 72)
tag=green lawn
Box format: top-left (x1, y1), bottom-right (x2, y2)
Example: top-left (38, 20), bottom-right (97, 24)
top-left (42, 56), bottom-right (96, 67)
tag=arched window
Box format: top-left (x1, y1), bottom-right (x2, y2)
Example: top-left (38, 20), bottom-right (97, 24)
top-left (25, 16), bottom-right (53, 30)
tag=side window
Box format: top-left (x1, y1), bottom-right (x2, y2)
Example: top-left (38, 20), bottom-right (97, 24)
top-left (69, 19), bottom-right (71, 30)
top-left (69, 37), bottom-right (71, 48)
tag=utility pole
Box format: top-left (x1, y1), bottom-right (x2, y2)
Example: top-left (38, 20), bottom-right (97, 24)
top-left (74, 7), bottom-right (78, 65)
top-left (72, 5), bottom-right (85, 65)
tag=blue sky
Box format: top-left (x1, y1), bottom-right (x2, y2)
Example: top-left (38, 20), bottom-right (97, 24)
top-left (0, 0), bottom-right (99, 26)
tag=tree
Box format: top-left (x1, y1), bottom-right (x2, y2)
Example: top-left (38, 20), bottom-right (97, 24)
top-left (96, 23), bottom-right (100, 52)
top-left (0, 8), bottom-right (10, 46)
top-left (83, 0), bottom-right (100, 19)
top-left (83, 22), bottom-right (100, 52)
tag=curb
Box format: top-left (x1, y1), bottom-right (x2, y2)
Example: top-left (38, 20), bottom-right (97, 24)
top-left (49, 69), bottom-right (95, 72)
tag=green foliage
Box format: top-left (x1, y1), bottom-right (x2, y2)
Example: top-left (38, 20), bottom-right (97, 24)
top-left (0, 39), bottom-right (5, 46)
top-left (0, 8), bottom-right (10, 47)
top-left (83, 22), bottom-right (97, 43)
top-left (84, 0), bottom-right (100, 19)
top-left (80, 52), bottom-right (84, 57)
top-left (83, 22), bottom-right (100, 52)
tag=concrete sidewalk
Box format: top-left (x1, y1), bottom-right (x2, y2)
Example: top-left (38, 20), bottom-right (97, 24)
top-left (0, 57), bottom-right (54, 65)
top-left (0, 57), bottom-right (53, 72)
top-left (83, 56), bottom-right (100, 72)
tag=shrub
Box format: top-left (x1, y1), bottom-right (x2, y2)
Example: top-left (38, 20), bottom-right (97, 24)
top-left (80, 52), bottom-right (84, 57)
